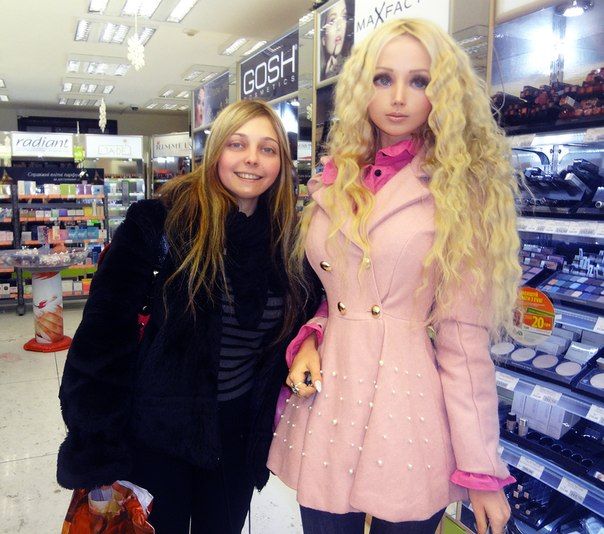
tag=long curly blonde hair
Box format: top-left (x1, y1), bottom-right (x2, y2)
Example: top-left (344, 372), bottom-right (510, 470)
top-left (296, 18), bottom-right (521, 335)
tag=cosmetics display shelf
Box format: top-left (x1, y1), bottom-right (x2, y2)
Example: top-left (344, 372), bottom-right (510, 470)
top-left (509, 127), bottom-right (604, 149)
top-left (496, 367), bottom-right (604, 424)
top-left (500, 438), bottom-right (604, 517)
top-left (104, 177), bottom-right (145, 240)
top-left (518, 218), bottom-right (604, 240)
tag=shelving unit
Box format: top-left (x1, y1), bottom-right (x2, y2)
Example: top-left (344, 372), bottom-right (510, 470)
top-left (500, 438), bottom-right (604, 516)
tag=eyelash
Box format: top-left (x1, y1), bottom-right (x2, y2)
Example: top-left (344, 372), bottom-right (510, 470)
top-left (227, 142), bottom-right (277, 155)
top-left (372, 74), bottom-right (430, 89)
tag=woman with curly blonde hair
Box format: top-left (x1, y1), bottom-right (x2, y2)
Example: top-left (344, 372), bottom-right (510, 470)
top-left (268, 18), bottom-right (521, 534)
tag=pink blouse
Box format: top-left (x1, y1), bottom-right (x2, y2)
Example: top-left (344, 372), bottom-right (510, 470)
top-left (277, 138), bottom-right (515, 491)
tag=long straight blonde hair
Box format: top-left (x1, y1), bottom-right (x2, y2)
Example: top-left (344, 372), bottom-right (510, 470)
top-left (160, 99), bottom-right (306, 340)
top-left (296, 18), bottom-right (521, 335)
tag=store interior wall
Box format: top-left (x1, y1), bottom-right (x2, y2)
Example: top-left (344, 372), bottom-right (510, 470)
top-left (0, 107), bottom-right (188, 137)
top-left (496, 0), bottom-right (558, 21)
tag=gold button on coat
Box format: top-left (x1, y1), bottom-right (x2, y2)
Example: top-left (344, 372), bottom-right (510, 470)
top-left (371, 305), bottom-right (381, 317)
top-left (320, 261), bottom-right (332, 271)
top-left (337, 302), bottom-right (347, 314)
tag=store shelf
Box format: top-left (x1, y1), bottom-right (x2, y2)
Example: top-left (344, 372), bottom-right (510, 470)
top-left (1, 217), bottom-right (11, 223)
top-left (66, 264), bottom-right (97, 270)
top-left (22, 239), bottom-right (104, 245)
top-left (0, 267), bottom-right (14, 273)
top-left (517, 217), bottom-right (604, 239)
top-left (0, 195), bottom-right (11, 201)
top-left (24, 291), bottom-right (89, 300)
top-left (0, 241), bottom-right (13, 247)
top-left (500, 438), bottom-right (604, 516)
top-left (495, 367), bottom-right (604, 425)
top-left (20, 216), bottom-right (104, 223)
top-left (19, 194), bottom-right (104, 200)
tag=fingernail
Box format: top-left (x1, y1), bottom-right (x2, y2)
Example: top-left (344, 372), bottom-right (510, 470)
top-left (315, 380), bottom-right (322, 393)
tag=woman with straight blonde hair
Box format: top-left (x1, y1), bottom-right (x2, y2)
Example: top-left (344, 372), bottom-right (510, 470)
top-left (269, 18), bottom-right (520, 534)
top-left (57, 99), bottom-right (322, 533)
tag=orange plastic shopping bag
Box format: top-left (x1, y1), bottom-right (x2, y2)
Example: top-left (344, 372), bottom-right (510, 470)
top-left (62, 481), bottom-right (154, 534)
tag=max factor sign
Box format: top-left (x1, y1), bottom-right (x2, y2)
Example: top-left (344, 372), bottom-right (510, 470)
top-left (240, 30), bottom-right (298, 101)
top-left (11, 133), bottom-right (74, 158)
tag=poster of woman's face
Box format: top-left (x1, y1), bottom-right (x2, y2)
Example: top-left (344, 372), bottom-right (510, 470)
top-left (318, 0), bottom-right (354, 83)
top-left (193, 87), bottom-right (205, 130)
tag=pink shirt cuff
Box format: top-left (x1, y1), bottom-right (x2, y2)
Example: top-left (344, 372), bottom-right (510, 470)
top-left (285, 323), bottom-right (324, 367)
top-left (450, 470), bottom-right (516, 490)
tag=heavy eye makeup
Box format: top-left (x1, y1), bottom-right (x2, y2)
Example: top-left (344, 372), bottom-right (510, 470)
top-left (372, 71), bottom-right (430, 90)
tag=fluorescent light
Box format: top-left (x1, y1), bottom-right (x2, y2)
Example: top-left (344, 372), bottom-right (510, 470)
top-left (100, 23), bottom-right (131, 44)
top-left (243, 40), bottom-right (267, 56)
top-left (122, 0), bottom-right (162, 17)
top-left (564, 1), bottom-right (585, 16)
top-left (0, 79), bottom-right (5, 88)
top-left (74, 99), bottom-right (83, 105)
top-left (146, 102), bottom-right (158, 109)
top-left (291, 100), bottom-right (300, 107)
top-left (166, 0), bottom-right (198, 23)
top-left (162, 103), bottom-right (177, 110)
top-left (178, 105), bottom-right (188, 110)
top-left (59, 97), bottom-right (67, 105)
top-left (176, 90), bottom-right (189, 98)
top-left (200, 72), bottom-right (216, 83)
top-left (161, 89), bottom-right (174, 97)
top-left (80, 83), bottom-right (90, 92)
top-left (0, 95), bottom-right (8, 102)
top-left (103, 85), bottom-right (114, 94)
top-left (139, 28), bottom-right (156, 46)
top-left (75, 20), bottom-right (91, 41)
top-left (62, 82), bottom-right (73, 92)
top-left (114, 64), bottom-right (130, 76)
top-left (183, 69), bottom-right (202, 82)
top-left (221, 38), bottom-right (247, 56)
top-left (89, 0), bottom-right (109, 13)
top-left (86, 63), bottom-right (97, 74)
top-left (94, 100), bottom-right (101, 106)
top-left (67, 60), bottom-right (80, 73)
top-left (87, 84), bottom-right (98, 93)
top-left (112, 25), bottom-right (130, 44)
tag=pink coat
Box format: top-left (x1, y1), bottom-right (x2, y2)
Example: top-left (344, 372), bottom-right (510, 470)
top-left (267, 152), bottom-right (510, 522)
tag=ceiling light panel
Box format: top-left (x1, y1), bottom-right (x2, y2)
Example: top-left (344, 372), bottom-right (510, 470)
top-left (122, 0), bottom-right (162, 18)
top-left (62, 82), bottom-right (73, 92)
top-left (221, 38), bottom-right (247, 56)
top-left (243, 41), bottom-right (267, 56)
top-left (181, 65), bottom-right (221, 83)
top-left (144, 98), bottom-right (190, 110)
top-left (138, 28), bottom-right (156, 45)
top-left (166, 0), bottom-right (198, 23)
top-left (0, 95), bottom-right (9, 102)
top-left (0, 79), bottom-right (5, 88)
top-left (159, 86), bottom-right (191, 99)
top-left (66, 56), bottom-right (131, 77)
top-left (75, 20), bottom-right (91, 42)
top-left (89, 0), bottom-right (109, 13)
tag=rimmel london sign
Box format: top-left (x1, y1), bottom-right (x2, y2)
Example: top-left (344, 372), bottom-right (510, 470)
top-left (240, 29), bottom-right (298, 101)
top-left (12, 133), bottom-right (74, 158)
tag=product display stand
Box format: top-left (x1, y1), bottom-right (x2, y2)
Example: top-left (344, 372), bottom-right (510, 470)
top-left (3, 248), bottom-right (88, 352)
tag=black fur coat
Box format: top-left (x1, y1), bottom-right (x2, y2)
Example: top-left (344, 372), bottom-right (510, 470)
top-left (57, 199), bottom-right (321, 490)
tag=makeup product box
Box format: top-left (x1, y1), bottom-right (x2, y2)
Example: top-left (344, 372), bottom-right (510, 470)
top-left (21, 231), bottom-right (31, 242)
top-left (73, 280), bottom-right (83, 293)
top-left (62, 280), bottom-right (73, 293)
top-left (91, 185), bottom-right (104, 196)
top-left (60, 184), bottom-right (70, 196)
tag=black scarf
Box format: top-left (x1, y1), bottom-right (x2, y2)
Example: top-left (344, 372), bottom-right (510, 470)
top-left (224, 202), bottom-right (283, 329)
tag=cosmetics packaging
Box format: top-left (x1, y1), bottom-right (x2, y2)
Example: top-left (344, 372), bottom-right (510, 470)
top-left (506, 412), bottom-right (518, 433)
top-left (518, 417), bottom-right (529, 437)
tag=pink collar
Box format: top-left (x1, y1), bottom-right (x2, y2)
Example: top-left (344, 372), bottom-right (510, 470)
top-left (320, 138), bottom-right (420, 193)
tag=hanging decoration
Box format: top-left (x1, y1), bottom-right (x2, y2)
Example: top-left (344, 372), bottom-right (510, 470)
top-left (127, 13), bottom-right (145, 71)
top-left (98, 98), bottom-right (107, 133)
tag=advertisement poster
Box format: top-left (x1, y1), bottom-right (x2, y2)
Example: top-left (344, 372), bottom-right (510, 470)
top-left (192, 71), bottom-right (229, 130)
top-left (354, 0), bottom-right (449, 43)
top-left (240, 30), bottom-right (298, 101)
top-left (1, 167), bottom-right (104, 185)
top-left (317, 0), bottom-right (355, 83)
top-left (509, 287), bottom-right (555, 346)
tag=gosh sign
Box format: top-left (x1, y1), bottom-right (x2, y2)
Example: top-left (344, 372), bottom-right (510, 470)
top-left (240, 30), bottom-right (298, 101)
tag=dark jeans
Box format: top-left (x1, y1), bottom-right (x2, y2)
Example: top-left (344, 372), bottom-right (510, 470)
top-left (129, 394), bottom-right (254, 534)
top-left (300, 506), bottom-right (446, 534)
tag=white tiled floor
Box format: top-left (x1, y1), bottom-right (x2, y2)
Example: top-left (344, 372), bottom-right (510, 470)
top-left (0, 303), bottom-right (303, 534)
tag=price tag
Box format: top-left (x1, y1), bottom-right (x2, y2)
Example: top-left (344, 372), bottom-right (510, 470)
top-left (585, 404), bottom-right (604, 425)
top-left (595, 223), bottom-right (604, 239)
top-left (584, 127), bottom-right (604, 143)
top-left (518, 455), bottom-right (544, 479)
top-left (594, 317), bottom-right (604, 335)
top-left (510, 134), bottom-right (535, 148)
top-left (530, 385), bottom-right (562, 405)
top-left (566, 222), bottom-right (581, 236)
top-left (557, 477), bottom-right (587, 504)
top-left (496, 371), bottom-right (519, 391)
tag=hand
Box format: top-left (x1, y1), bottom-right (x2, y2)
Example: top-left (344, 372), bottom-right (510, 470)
top-left (469, 489), bottom-right (511, 534)
top-left (287, 333), bottom-right (322, 398)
